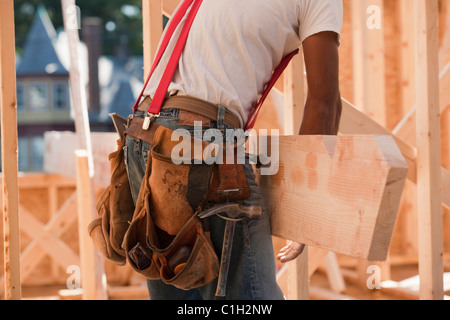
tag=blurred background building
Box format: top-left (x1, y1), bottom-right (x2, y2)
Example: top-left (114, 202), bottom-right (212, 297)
top-left (14, 4), bottom-right (144, 172)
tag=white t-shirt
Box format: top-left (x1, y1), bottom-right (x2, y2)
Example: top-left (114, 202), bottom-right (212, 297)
top-left (143, 0), bottom-right (343, 127)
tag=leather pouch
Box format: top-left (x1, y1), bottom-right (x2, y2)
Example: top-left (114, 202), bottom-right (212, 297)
top-left (123, 125), bottom-right (219, 289)
top-left (88, 138), bottom-right (135, 265)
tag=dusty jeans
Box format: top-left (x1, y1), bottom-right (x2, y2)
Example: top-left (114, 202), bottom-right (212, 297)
top-left (124, 108), bottom-right (284, 300)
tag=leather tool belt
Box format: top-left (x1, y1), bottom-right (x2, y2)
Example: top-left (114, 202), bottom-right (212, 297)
top-left (137, 95), bottom-right (242, 129)
top-left (89, 100), bottom-right (250, 290)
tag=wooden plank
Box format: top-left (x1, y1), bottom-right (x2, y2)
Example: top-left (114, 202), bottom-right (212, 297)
top-left (282, 48), bottom-right (308, 300)
top-left (61, 0), bottom-right (94, 168)
top-left (341, 97), bottom-right (450, 211)
top-left (62, 0), bottom-right (107, 300)
top-left (0, 190), bottom-right (78, 293)
top-left (19, 206), bottom-right (80, 268)
top-left (351, 0), bottom-right (386, 126)
top-left (323, 252), bottom-right (346, 293)
top-left (266, 86), bottom-right (450, 211)
top-left (75, 150), bottom-right (107, 300)
top-left (439, 0), bottom-right (450, 68)
top-left (399, 0), bottom-right (416, 128)
top-left (143, 0), bottom-right (163, 77)
top-left (283, 51), bottom-right (305, 135)
top-left (0, 0), bottom-right (21, 300)
top-left (260, 134), bottom-right (408, 261)
top-left (414, 0), bottom-right (444, 300)
top-left (340, 98), bottom-right (418, 183)
top-left (393, 60), bottom-right (450, 145)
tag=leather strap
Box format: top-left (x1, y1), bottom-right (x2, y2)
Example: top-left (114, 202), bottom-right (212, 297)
top-left (137, 95), bottom-right (242, 129)
top-left (125, 117), bottom-right (160, 144)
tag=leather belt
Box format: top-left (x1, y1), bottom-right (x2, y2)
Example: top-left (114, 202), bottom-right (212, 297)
top-left (137, 95), bottom-right (242, 129)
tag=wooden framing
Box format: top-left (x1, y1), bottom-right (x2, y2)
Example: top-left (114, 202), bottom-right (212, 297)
top-left (61, 0), bottom-right (107, 300)
top-left (351, 0), bottom-right (386, 126)
top-left (0, 0), bottom-right (21, 300)
top-left (282, 51), bottom-right (309, 300)
top-left (0, 175), bottom-right (78, 291)
top-left (414, 0), bottom-right (444, 300)
top-left (0, 0), bottom-right (446, 301)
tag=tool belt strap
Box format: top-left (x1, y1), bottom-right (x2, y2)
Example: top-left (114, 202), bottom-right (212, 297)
top-left (137, 95), bottom-right (242, 129)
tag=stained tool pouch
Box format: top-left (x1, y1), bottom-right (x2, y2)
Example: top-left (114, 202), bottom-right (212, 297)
top-left (123, 124), bottom-right (219, 290)
top-left (87, 118), bottom-right (135, 265)
top-left (208, 160), bottom-right (250, 203)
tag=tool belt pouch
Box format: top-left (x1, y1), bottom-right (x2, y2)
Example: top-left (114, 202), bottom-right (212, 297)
top-left (87, 138), bottom-right (135, 265)
top-left (208, 161), bottom-right (250, 203)
top-left (123, 125), bottom-right (219, 290)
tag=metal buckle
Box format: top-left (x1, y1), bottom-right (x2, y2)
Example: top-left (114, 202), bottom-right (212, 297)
top-left (142, 112), bottom-right (160, 130)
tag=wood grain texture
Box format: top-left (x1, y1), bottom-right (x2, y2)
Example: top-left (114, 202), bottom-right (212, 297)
top-left (260, 135), bottom-right (408, 261)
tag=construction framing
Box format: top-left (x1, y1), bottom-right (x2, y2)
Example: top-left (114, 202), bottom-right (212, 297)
top-left (1, 0), bottom-right (448, 300)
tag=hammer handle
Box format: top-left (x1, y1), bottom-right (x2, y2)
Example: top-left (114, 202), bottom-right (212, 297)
top-left (214, 220), bottom-right (236, 300)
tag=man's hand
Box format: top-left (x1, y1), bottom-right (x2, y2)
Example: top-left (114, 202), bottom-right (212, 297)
top-left (277, 241), bottom-right (306, 263)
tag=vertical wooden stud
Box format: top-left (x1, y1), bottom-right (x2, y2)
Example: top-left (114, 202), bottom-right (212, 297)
top-left (75, 150), bottom-right (107, 300)
top-left (0, 0), bottom-right (21, 300)
top-left (414, 0), bottom-right (444, 300)
top-left (143, 0), bottom-right (163, 78)
top-left (351, 0), bottom-right (386, 126)
top-left (62, 0), bottom-right (107, 300)
top-left (283, 49), bottom-right (309, 300)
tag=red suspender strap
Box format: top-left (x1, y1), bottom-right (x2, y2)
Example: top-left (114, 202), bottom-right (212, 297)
top-left (132, 0), bottom-right (199, 113)
top-left (244, 48), bottom-right (300, 131)
top-left (149, 0), bottom-right (203, 115)
top-left (133, 0), bottom-right (297, 131)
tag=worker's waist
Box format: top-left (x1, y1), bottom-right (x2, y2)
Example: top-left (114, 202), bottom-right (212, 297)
top-left (137, 95), bottom-right (242, 129)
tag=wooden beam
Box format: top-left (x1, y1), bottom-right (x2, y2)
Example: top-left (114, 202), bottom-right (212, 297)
top-left (0, 0), bottom-right (21, 300)
top-left (143, 0), bottom-right (163, 78)
top-left (351, 0), bottom-right (386, 126)
top-left (0, 190), bottom-right (78, 290)
top-left (282, 48), bottom-right (309, 300)
top-left (414, 0), bottom-right (444, 300)
top-left (62, 0), bottom-right (107, 300)
top-left (439, 0), bottom-right (450, 68)
top-left (340, 97), bottom-right (450, 211)
top-left (283, 51), bottom-right (305, 135)
top-left (260, 134), bottom-right (408, 261)
top-left (75, 150), bottom-right (107, 300)
top-left (399, 0), bottom-right (416, 121)
top-left (393, 60), bottom-right (450, 146)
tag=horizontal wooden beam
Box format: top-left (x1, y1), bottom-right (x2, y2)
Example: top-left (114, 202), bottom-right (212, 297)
top-left (340, 98), bottom-right (450, 210)
top-left (260, 134), bottom-right (408, 261)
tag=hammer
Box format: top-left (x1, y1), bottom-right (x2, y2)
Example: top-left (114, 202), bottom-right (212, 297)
top-left (199, 203), bottom-right (262, 300)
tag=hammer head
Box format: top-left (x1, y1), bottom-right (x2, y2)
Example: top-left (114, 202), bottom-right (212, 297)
top-left (198, 203), bottom-right (262, 221)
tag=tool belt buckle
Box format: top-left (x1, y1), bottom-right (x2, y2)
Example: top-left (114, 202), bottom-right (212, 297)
top-left (142, 112), bottom-right (160, 130)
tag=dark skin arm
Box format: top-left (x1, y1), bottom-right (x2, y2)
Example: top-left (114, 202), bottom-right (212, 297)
top-left (277, 31), bottom-right (342, 263)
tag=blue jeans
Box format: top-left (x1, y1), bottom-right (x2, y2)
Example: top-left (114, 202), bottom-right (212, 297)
top-left (124, 108), bottom-right (284, 300)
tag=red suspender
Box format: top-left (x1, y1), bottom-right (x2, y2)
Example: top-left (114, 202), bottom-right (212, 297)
top-left (133, 0), bottom-right (299, 132)
top-left (132, 0), bottom-right (201, 114)
top-left (244, 49), bottom-right (299, 131)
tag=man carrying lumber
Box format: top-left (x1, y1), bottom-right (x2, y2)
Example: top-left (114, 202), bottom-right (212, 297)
top-left (124, 0), bottom-right (343, 300)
